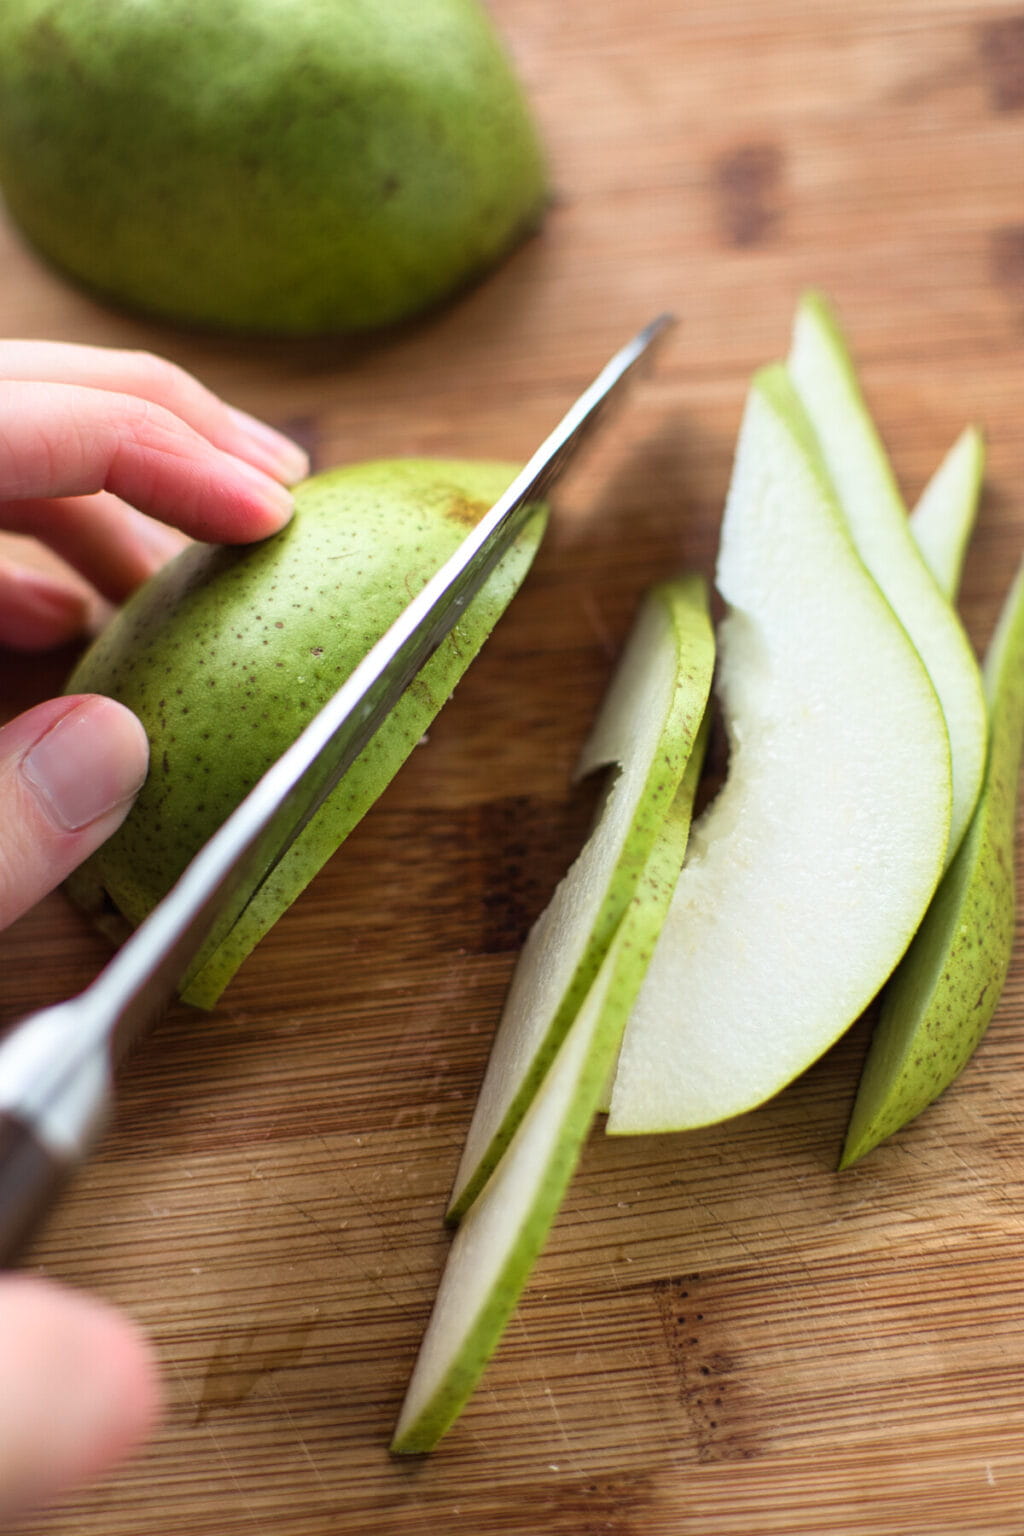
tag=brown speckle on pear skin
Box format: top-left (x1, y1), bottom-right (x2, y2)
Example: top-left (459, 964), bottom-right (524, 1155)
top-left (445, 496), bottom-right (491, 527)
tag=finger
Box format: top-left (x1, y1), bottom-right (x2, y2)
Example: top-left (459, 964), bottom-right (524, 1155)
top-left (2, 492), bottom-right (190, 603)
top-left (0, 1276), bottom-right (160, 1520)
top-left (0, 339), bottom-right (308, 484)
top-left (0, 695), bottom-right (149, 928)
top-left (0, 379), bottom-right (296, 543)
top-left (0, 558), bottom-right (92, 649)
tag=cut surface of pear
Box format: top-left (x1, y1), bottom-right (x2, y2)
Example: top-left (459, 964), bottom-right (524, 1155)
top-left (606, 365), bottom-right (951, 1136)
top-left (909, 426), bottom-right (985, 602)
top-left (841, 554), bottom-right (1024, 1167)
top-left (446, 576), bottom-right (715, 1219)
top-left (787, 292), bottom-right (985, 867)
top-left (64, 459), bottom-right (546, 1006)
top-left (392, 722), bottom-right (708, 1452)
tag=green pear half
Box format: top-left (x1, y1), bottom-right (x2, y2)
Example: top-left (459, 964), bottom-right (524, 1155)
top-left (787, 293), bottom-right (986, 867)
top-left (392, 708), bottom-right (710, 1453)
top-left (840, 554), bottom-right (1024, 1167)
top-left (605, 365), bottom-right (952, 1135)
top-left (446, 576), bottom-right (715, 1220)
top-left (909, 427), bottom-right (985, 602)
top-left (0, 0), bottom-right (547, 335)
top-left (64, 459), bottom-right (546, 1006)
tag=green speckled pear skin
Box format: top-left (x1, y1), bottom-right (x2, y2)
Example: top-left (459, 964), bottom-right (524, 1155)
top-left (63, 459), bottom-right (546, 1007)
top-left (841, 555), bottom-right (1024, 1167)
top-left (0, 0), bottom-right (548, 335)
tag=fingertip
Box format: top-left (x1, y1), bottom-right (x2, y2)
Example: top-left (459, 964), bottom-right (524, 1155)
top-left (225, 406), bottom-right (310, 484)
top-left (203, 458), bottom-right (297, 544)
top-left (0, 695), bottom-right (150, 927)
top-left (63, 1291), bottom-right (164, 1482)
top-left (0, 1277), bottom-right (162, 1518)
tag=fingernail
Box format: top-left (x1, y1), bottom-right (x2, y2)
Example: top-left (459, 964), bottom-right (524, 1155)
top-left (231, 459), bottom-right (297, 531)
top-left (22, 698), bottom-right (148, 832)
top-left (227, 407), bottom-right (310, 483)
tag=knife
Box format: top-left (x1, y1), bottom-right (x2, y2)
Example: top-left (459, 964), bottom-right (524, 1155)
top-left (0, 313), bottom-right (674, 1265)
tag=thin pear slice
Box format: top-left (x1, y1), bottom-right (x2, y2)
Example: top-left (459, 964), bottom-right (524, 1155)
top-left (591, 707), bottom-right (710, 1117)
top-left (606, 365), bottom-right (951, 1136)
top-left (392, 729), bottom-right (707, 1453)
top-left (788, 293), bottom-right (986, 866)
top-left (446, 577), bottom-right (714, 1219)
top-left (909, 427), bottom-right (985, 602)
top-left (392, 930), bottom-right (627, 1454)
top-left (841, 555), bottom-right (1024, 1167)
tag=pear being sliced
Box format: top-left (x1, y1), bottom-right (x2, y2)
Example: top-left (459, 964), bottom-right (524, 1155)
top-left (841, 554), bottom-right (1024, 1166)
top-left (909, 426), bottom-right (985, 602)
top-left (605, 365), bottom-right (952, 1136)
top-left (787, 293), bottom-right (986, 867)
top-left (446, 576), bottom-right (714, 1218)
top-left (392, 708), bottom-right (709, 1452)
top-left (64, 459), bottom-right (546, 1007)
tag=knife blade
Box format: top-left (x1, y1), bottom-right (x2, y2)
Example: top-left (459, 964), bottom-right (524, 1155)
top-left (0, 313), bottom-right (674, 1264)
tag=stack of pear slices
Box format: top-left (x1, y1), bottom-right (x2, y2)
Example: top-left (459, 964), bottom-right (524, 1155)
top-left (391, 294), bottom-right (1024, 1454)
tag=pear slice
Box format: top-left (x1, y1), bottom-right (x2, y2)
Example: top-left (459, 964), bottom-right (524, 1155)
top-left (605, 365), bottom-right (952, 1136)
top-left (787, 292), bottom-right (986, 867)
top-left (909, 427), bottom-right (985, 602)
top-left (840, 555), bottom-right (1024, 1167)
top-left (446, 576), bottom-right (715, 1219)
top-left (392, 714), bottom-right (708, 1453)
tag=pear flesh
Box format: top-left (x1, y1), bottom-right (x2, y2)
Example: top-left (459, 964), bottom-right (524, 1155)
top-left (909, 427), bottom-right (985, 602)
top-left (64, 459), bottom-right (546, 1006)
top-left (841, 554), bottom-right (1024, 1166)
top-left (0, 0), bottom-right (548, 335)
top-left (393, 671), bottom-right (710, 1451)
top-left (447, 577), bottom-right (715, 1219)
top-left (787, 294), bottom-right (986, 867)
top-left (605, 366), bottom-right (952, 1135)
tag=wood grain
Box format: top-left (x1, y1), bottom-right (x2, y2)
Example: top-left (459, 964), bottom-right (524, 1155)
top-left (2, 0), bottom-right (1024, 1531)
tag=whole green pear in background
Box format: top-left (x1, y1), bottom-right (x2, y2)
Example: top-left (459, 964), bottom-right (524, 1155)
top-left (64, 460), bottom-right (547, 1005)
top-left (0, 0), bottom-right (548, 334)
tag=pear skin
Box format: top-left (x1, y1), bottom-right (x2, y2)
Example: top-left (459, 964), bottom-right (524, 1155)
top-left (64, 459), bottom-right (546, 1006)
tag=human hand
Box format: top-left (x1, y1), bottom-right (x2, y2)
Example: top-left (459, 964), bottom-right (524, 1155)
top-left (0, 340), bottom-right (309, 1519)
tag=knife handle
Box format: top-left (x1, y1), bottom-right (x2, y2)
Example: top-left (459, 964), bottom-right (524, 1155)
top-left (0, 1112), bottom-right (73, 1266)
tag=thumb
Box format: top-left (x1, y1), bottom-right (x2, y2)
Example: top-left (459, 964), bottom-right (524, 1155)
top-left (0, 695), bottom-right (148, 929)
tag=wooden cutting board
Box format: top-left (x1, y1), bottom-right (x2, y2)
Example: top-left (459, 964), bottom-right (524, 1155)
top-left (2, 1), bottom-right (1024, 1531)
